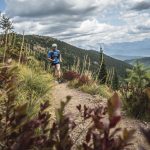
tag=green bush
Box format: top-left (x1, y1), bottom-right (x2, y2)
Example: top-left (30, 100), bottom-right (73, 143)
top-left (121, 62), bottom-right (150, 120)
top-left (27, 56), bottom-right (41, 71)
top-left (79, 83), bottom-right (99, 95)
top-left (99, 85), bottom-right (113, 98)
top-left (68, 79), bottom-right (80, 88)
top-left (17, 65), bottom-right (53, 116)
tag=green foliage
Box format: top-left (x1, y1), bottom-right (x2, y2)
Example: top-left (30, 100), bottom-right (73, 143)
top-left (68, 79), bottom-right (80, 88)
top-left (125, 57), bottom-right (150, 68)
top-left (0, 64), bottom-right (52, 150)
top-left (18, 65), bottom-right (52, 97)
top-left (99, 85), bottom-right (113, 98)
top-left (0, 47), bottom-right (4, 54)
top-left (79, 83), bottom-right (99, 95)
top-left (98, 49), bottom-right (107, 84)
top-left (126, 62), bottom-right (149, 89)
top-left (11, 34), bottom-right (131, 78)
top-left (112, 69), bottom-right (119, 90)
top-left (27, 56), bottom-right (41, 71)
top-left (121, 62), bottom-right (150, 120)
top-left (17, 64), bottom-right (53, 116)
top-left (0, 13), bottom-right (13, 31)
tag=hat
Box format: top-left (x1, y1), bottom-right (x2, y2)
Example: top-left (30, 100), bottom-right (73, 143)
top-left (52, 43), bottom-right (57, 48)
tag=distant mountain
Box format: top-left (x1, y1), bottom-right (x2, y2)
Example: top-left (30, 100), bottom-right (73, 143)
top-left (104, 38), bottom-right (150, 56)
top-left (14, 34), bottom-right (132, 77)
top-left (125, 57), bottom-right (150, 67)
top-left (111, 55), bottom-right (142, 61)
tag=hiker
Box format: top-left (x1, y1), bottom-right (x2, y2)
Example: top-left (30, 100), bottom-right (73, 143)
top-left (48, 43), bottom-right (62, 82)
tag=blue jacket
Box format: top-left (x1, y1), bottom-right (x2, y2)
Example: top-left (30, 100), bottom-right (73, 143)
top-left (48, 50), bottom-right (60, 64)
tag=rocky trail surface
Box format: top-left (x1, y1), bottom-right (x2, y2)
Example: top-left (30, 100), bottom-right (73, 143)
top-left (52, 83), bottom-right (150, 150)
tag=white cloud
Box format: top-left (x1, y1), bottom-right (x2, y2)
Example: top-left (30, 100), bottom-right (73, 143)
top-left (2, 0), bottom-right (150, 52)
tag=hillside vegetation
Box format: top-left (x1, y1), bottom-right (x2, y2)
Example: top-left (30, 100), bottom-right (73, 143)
top-left (125, 57), bottom-right (150, 68)
top-left (13, 34), bottom-right (132, 78)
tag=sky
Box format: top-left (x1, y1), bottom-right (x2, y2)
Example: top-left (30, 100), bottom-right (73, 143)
top-left (0, 0), bottom-right (150, 56)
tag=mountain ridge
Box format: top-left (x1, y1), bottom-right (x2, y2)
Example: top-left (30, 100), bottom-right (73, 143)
top-left (111, 55), bottom-right (143, 61)
top-left (13, 34), bottom-right (132, 77)
top-left (125, 57), bottom-right (150, 67)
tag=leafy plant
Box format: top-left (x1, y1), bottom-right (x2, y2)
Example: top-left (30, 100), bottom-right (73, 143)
top-left (79, 83), bottom-right (99, 95)
top-left (63, 70), bottom-right (80, 81)
top-left (76, 93), bottom-right (135, 150)
top-left (17, 65), bottom-right (53, 116)
top-left (99, 85), bottom-right (113, 99)
top-left (0, 63), bottom-right (74, 150)
top-left (78, 74), bottom-right (91, 86)
top-left (121, 62), bottom-right (150, 120)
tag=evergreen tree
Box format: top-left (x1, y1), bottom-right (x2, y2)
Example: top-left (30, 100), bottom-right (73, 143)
top-left (0, 13), bottom-right (13, 63)
top-left (112, 69), bottom-right (119, 90)
top-left (126, 61), bottom-right (149, 91)
top-left (98, 46), bottom-right (107, 84)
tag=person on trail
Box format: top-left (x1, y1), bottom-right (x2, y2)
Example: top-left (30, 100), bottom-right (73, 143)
top-left (48, 43), bottom-right (62, 82)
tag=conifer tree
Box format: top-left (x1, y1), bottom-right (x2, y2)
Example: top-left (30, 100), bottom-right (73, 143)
top-left (0, 13), bottom-right (13, 63)
top-left (112, 69), bottom-right (119, 90)
top-left (98, 46), bottom-right (107, 84)
top-left (126, 61), bottom-right (149, 92)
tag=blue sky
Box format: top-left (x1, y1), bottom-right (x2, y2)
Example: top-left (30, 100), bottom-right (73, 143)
top-left (0, 0), bottom-right (150, 56)
top-left (0, 0), bottom-right (5, 11)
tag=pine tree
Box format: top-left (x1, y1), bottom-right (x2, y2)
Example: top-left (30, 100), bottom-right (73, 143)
top-left (112, 69), bottom-right (119, 90)
top-left (98, 46), bottom-right (107, 84)
top-left (126, 61), bottom-right (149, 92)
top-left (0, 13), bottom-right (13, 63)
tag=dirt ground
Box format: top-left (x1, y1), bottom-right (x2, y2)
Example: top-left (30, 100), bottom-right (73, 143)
top-left (52, 83), bottom-right (150, 150)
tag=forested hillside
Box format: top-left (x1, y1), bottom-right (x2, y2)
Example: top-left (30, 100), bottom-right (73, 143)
top-left (125, 57), bottom-right (150, 68)
top-left (14, 34), bottom-right (132, 77)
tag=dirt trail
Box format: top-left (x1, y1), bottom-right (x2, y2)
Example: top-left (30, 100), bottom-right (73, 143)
top-left (52, 83), bottom-right (149, 150)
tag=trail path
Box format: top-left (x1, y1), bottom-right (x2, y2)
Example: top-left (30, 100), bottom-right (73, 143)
top-left (52, 83), bottom-right (149, 150)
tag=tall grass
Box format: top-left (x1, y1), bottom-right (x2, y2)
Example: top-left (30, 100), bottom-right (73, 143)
top-left (79, 82), bottom-right (99, 95)
top-left (17, 64), bottom-right (53, 116)
top-left (65, 55), bottom-right (113, 98)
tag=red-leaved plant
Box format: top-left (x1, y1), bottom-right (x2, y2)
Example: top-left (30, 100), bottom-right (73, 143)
top-left (0, 64), bottom-right (135, 150)
top-left (78, 74), bottom-right (91, 86)
top-left (76, 93), bottom-right (135, 150)
top-left (63, 70), bottom-right (80, 81)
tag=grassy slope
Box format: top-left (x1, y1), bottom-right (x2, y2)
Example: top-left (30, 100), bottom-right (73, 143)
top-left (20, 34), bottom-right (132, 78)
top-left (0, 46), bottom-right (54, 117)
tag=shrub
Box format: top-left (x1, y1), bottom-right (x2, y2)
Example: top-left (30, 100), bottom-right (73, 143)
top-left (17, 65), bottom-right (53, 116)
top-left (27, 56), bottom-right (41, 71)
top-left (79, 83), bottom-right (99, 95)
top-left (121, 62), bottom-right (150, 120)
top-left (99, 85), bottom-right (113, 98)
top-left (68, 79), bottom-right (80, 88)
top-left (78, 74), bottom-right (91, 86)
top-left (18, 65), bottom-right (52, 97)
top-left (76, 93), bottom-right (135, 150)
top-left (122, 86), bottom-right (150, 120)
top-left (63, 70), bottom-right (80, 81)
